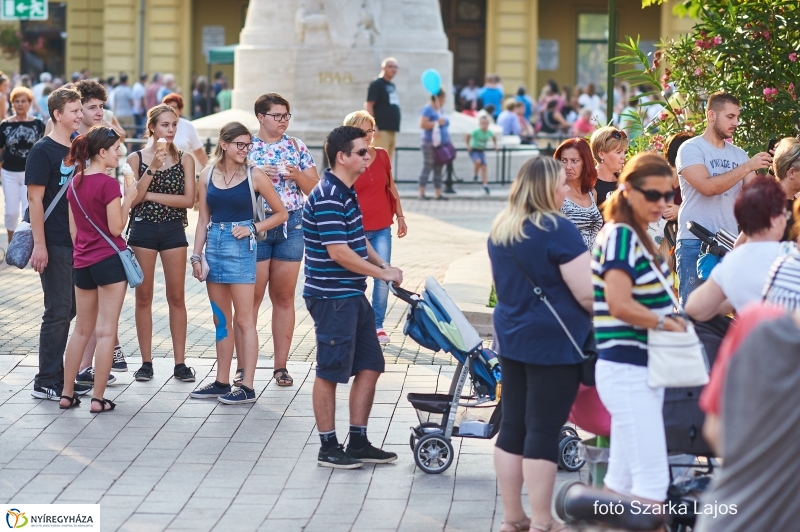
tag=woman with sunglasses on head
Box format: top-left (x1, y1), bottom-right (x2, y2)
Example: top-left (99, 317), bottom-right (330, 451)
top-left (590, 126), bottom-right (629, 212)
top-left (0, 86), bottom-right (45, 243)
top-left (554, 137), bottom-right (602, 250)
top-left (59, 126), bottom-right (139, 412)
top-left (190, 122), bottom-right (287, 404)
top-left (343, 110), bottom-right (407, 344)
top-left (127, 104), bottom-right (197, 384)
top-left (771, 138), bottom-right (800, 241)
top-left (592, 153), bottom-right (686, 511)
top-left (236, 93), bottom-right (318, 388)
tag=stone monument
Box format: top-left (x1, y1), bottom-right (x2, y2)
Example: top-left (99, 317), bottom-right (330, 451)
top-left (193, 0), bottom-right (454, 145)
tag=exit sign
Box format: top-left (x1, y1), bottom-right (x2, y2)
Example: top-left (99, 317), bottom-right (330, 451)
top-left (1, 0), bottom-right (47, 20)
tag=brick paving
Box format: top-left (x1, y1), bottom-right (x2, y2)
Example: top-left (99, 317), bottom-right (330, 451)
top-left (0, 198), bottom-right (505, 366)
top-left (0, 193), bottom-right (593, 532)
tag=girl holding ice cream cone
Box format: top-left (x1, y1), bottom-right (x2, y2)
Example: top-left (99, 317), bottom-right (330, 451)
top-left (126, 103), bottom-right (197, 383)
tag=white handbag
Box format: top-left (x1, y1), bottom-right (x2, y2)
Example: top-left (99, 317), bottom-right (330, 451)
top-left (645, 253), bottom-right (709, 388)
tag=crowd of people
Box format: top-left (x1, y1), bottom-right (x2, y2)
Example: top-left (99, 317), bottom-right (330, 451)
top-left (489, 90), bottom-right (800, 531)
top-left (20, 61), bottom-right (406, 466)
top-left (11, 55), bottom-right (800, 526)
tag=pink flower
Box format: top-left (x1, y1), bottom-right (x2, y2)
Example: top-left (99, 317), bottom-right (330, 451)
top-left (763, 87), bottom-right (778, 102)
top-left (791, 83), bottom-right (795, 92)
top-left (659, 112), bottom-right (668, 121)
top-left (694, 67), bottom-right (703, 76)
top-left (712, 35), bottom-right (722, 45)
top-left (790, 52), bottom-right (797, 62)
top-left (763, 32), bottom-right (771, 41)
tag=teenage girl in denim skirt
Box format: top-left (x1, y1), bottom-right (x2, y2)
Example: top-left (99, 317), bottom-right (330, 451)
top-left (189, 122), bottom-right (287, 404)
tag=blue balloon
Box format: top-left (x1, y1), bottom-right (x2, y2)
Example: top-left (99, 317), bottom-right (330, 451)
top-left (421, 69), bottom-right (441, 95)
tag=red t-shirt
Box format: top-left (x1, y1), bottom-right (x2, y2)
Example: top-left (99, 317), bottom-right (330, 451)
top-left (67, 173), bottom-right (127, 269)
top-left (698, 303), bottom-right (786, 416)
top-left (354, 147), bottom-right (395, 231)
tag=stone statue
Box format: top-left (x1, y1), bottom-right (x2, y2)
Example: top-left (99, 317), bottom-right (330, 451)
top-left (212, 0), bottom-right (453, 144)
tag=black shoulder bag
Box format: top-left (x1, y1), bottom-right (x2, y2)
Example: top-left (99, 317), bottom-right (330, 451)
top-left (512, 250), bottom-right (598, 386)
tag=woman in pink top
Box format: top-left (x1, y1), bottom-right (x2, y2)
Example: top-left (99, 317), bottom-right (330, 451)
top-left (60, 126), bottom-right (138, 412)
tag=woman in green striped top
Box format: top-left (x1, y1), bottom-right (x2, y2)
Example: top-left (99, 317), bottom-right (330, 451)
top-left (591, 153), bottom-right (687, 505)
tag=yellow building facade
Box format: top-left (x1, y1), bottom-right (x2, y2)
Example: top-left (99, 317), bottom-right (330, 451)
top-left (9, 0), bottom-right (692, 103)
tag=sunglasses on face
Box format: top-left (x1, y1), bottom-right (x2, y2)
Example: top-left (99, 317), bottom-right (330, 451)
top-left (632, 186), bottom-right (675, 203)
top-left (345, 148), bottom-right (369, 157)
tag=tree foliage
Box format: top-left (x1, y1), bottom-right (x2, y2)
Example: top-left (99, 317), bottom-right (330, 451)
top-left (616, 0), bottom-right (800, 156)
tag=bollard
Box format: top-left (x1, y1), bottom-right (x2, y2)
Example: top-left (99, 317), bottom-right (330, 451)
top-left (444, 162), bottom-right (455, 194)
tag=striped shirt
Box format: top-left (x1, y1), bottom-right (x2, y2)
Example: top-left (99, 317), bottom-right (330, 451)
top-left (764, 244), bottom-right (800, 311)
top-left (302, 170), bottom-right (369, 299)
top-left (592, 223), bottom-right (673, 366)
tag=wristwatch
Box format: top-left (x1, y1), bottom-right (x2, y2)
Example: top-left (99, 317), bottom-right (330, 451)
top-left (145, 167), bottom-right (154, 176)
top-left (655, 315), bottom-right (665, 330)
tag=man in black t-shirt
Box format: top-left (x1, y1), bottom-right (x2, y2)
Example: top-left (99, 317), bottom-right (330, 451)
top-left (365, 57), bottom-right (400, 161)
top-left (25, 87), bottom-right (86, 401)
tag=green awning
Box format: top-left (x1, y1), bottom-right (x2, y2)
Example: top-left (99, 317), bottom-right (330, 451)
top-left (208, 44), bottom-right (237, 65)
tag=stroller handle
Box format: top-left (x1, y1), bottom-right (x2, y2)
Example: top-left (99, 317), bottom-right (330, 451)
top-left (389, 282), bottom-right (421, 306)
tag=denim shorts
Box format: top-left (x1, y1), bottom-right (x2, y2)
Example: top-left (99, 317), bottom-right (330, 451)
top-left (306, 294), bottom-right (385, 384)
top-left (469, 150), bottom-right (487, 166)
top-left (206, 221), bottom-right (257, 284)
top-left (128, 218), bottom-right (188, 251)
top-left (256, 209), bottom-right (304, 263)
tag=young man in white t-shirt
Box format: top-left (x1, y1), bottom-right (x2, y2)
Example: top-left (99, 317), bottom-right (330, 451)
top-left (674, 92), bottom-right (772, 305)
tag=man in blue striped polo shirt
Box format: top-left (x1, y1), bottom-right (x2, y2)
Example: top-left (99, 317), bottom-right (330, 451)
top-left (303, 126), bottom-right (404, 469)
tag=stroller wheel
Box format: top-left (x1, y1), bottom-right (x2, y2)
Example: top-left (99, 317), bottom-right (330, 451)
top-left (410, 422), bottom-right (444, 451)
top-left (560, 426), bottom-right (579, 440)
top-left (558, 436), bottom-right (585, 472)
top-left (414, 433), bottom-right (454, 474)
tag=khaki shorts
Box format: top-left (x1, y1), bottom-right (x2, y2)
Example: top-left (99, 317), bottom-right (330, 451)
top-left (373, 130), bottom-right (396, 161)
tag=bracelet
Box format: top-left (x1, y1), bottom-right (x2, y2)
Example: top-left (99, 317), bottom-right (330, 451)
top-left (397, 215), bottom-right (405, 219)
top-left (380, 262), bottom-right (390, 269)
top-left (190, 254), bottom-right (202, 264)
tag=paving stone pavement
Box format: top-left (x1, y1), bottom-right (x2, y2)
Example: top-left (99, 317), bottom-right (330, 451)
top-left (0, 198), bottom-right (504, 366)
top-left (0, 193), bottom-right (594, 531)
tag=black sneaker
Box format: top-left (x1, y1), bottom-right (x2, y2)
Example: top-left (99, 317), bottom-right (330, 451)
top-left (74, 383), bottom-right (92, 396)
top-left (76, 367), bottom-right (116, 385)
top-left (346, 442), bottom-right (398, 464)
top-left (112, 345), bottom-right (128, 372)
top-left (318, 444), bottom-right (363, 469)
top-left (173, 365), bottom-right (196, 382)
top-left (134, 364), bottom-right (154, 381)
top-left (31, 383), bottom-right (63, 401)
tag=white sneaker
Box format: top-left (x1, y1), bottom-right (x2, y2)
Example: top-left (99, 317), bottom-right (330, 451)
top-left (376, 329), bottom-right (390, 344)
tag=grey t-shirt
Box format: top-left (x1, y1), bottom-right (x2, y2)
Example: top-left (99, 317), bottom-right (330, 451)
top-left (676, 136), bottom-right (749, 241)
top-left (695, 313), bottom-right (800, 532)
top-left (113, 85), bottom-right (135, 117)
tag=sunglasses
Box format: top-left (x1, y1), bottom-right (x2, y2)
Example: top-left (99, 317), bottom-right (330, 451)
top-left (610, 130), bottom-right (628, 140)
top-left (633, 186), bottom-right (675, 203)
top-left (345, 148), bottom-right (370, 157)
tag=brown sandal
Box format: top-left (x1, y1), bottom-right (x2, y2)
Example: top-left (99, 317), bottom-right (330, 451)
top-left (273, 368), bottom-right (293, 387)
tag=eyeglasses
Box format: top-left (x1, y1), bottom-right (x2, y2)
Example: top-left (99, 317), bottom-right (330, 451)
top-left (632, 186), bottom-right (675, 203)
top-left (344, 148), bottom-right (370, 157)
top-left (365, 129), bottom-right (375, 134)
top-left (610, 130), bottom-right (628, 140)
top-left (265, 113), bottom-right (292, 122)
top-left (233, 142), bottom-right (254, 151)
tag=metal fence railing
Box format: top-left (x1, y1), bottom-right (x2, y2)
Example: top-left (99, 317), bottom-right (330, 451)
top-left (120, 133), bottom-right (571, 189)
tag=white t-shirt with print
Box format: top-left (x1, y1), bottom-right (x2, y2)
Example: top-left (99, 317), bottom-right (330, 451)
top-left (248, 134), bottom-right (316, 212)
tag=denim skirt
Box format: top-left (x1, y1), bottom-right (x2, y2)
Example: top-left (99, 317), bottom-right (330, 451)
top-left (206, 221), bottom-right (257, 284)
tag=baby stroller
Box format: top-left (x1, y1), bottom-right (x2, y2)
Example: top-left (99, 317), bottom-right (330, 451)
top-left (390, 278), bottom-right (502, 474)
top-left (392, 278), bottom-right (583, 474)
